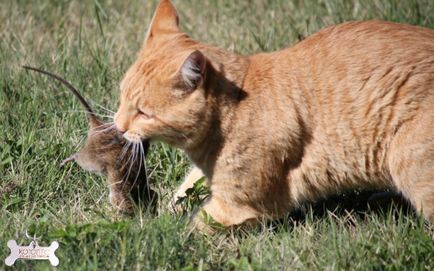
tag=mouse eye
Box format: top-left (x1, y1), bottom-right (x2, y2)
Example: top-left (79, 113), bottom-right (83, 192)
top-left (109, 137), bottom-right (120, 145)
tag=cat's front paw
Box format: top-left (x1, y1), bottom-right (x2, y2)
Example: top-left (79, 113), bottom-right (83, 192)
top-left (167, 190), bottom-right (187, 214)
top-left (168, 177), bottom-right (209, 215)
top-left (188, 209), bottom-right (225, 235)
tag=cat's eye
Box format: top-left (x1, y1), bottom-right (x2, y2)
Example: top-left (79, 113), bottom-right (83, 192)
top-left (137, 110), bottom-right (151, 120)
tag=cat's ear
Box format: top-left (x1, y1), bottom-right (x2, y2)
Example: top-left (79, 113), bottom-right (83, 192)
top-left (179, 50), bottom-right (207, 90)
top-left (145, 0), bottom-right (180, 42)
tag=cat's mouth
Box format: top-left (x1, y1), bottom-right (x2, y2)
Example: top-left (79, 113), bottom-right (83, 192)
top-left (124, 131), bottom-right (143, 143)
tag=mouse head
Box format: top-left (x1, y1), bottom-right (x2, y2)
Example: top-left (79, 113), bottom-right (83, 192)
top-left (24, 66), bottom-right (155, 214)
top-left (63, 118), bottom-right (122, 173)
top-left (22, 66), bottom-right (150, 178)
top-left (62, 117), bottom-right (150, 178)
top-left (64, 116), bottom-right (153, 212)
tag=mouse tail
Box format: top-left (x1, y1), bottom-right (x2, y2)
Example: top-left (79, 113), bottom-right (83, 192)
top-left (23, 66), bottom-right (103, 126)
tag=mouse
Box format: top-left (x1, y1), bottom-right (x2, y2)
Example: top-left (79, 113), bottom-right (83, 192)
top-left (23, 66), bottom-right (157, 215)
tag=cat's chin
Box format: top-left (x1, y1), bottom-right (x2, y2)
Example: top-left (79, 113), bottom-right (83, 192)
top-left (123, 131), bottom-right (144, 144)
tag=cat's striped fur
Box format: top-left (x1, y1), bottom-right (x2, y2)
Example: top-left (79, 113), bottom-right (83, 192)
top-left (114, 0), bottom-right (434, 232)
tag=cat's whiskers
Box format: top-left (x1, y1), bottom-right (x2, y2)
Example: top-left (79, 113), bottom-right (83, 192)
top-left (91, 102), bottom-right (116, 115)
top-left (123, 142), bottom-right (138, 186)
top-left (118, 142), bottom-right (131, 160)
top-left (58, 110), bottom-right (114, 120)
top-left (128, 141), bottom-right (143, 195)
top-left (124, 143), bottom-right (135, 165)
top-left (119, 144), bottom-right (135, 190)
top-left (91, 123), bottom-right (116, 135)
top-left (139, 141), bottom-right (151, 199)
top-left (89, 122), bottom-right (114, 131)
top-left (119, 141), bottom-right (133, 161)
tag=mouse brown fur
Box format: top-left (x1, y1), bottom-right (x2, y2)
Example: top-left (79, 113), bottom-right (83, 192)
top-left (24, 66), bottom-right (157, 215)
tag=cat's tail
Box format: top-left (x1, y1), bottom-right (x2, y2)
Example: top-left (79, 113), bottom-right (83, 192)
top-left (22, 66), bottom-right (102, 127)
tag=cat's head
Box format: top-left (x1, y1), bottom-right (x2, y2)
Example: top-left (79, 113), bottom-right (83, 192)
top-left (114, 0), bottom-right (211, 149)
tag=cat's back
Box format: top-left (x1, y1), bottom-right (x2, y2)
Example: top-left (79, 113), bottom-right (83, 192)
top-left (281, 20), bottom-right (434, 79)
top-left (251, 20), bottom-right (434, 107)
top-left (264, 20), bottom-right (434, 184)
top-left (289, 20), bottom-right (434, 59)
top-left (279, 20), bottom-right (434, 122)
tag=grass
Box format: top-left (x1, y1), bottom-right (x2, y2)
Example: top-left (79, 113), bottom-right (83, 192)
top-left (1, 0), bottom-right (433, 270)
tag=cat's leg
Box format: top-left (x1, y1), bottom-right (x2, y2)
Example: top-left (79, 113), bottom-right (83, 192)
top-left (169, 166), bottom-right (205, 212)
top-left (388, 112), bottom-right (434, 225)
top-left (190, 194), bottom-right (261, 233)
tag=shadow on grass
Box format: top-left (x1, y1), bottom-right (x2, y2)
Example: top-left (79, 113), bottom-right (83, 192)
top-left (270, 189), bottom-right (415, 229)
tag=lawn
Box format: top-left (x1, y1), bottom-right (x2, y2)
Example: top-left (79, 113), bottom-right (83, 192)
top-left (1, 0), bottom-right (433, 270)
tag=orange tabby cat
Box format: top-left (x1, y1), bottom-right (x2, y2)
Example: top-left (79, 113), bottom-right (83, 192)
top-left (114, 0), bottom-right (434, 231)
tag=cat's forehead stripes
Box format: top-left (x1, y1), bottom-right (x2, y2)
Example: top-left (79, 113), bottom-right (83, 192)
top-left (120, 32), bottom-right (197, 95)
top-left (121, 52), bottom-right (191, 101)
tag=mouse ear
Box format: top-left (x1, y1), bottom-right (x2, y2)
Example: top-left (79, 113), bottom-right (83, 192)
top-left (89, 115), bottom-right (103, 128)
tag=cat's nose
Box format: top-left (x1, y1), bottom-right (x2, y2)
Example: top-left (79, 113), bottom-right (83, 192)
top-left (115, 124), bottom-right (127, 134)
top-left (114, 113), bottom-right (128, 133)
top-left (114, 120), bottom-right (127, 133)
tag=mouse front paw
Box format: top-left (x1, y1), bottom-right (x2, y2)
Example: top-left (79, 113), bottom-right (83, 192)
top-left (109, 190), bottom-right (134, 215)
